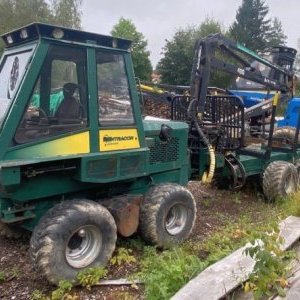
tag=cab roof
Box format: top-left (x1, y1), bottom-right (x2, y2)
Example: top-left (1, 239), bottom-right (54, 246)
top-left (1, 23), bottom-right (132, 50)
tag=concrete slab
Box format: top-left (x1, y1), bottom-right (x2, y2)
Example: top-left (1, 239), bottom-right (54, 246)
top-left (279, 216), bottom-right (300, 250)
top-left (275, 269), bottom-right (300, 300)
top-left (171, 216), bottom-right (300, 300)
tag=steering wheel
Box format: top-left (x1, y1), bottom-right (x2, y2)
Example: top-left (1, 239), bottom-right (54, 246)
top-left (25, 106), bottom-right (49, 125)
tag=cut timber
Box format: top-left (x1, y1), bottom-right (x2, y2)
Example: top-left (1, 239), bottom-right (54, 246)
top-left (171, 216), bottom-right (300, 300)
top-left (95, 279), bottom-right (142, 286)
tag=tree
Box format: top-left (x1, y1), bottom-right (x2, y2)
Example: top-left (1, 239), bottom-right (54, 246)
top-left (230, 0), bottom-right (271, 51)
top-left (230, 0), bottom-right (286, 51)
top-left (294, 38), bottom-right (300, 95)
top-left (268, 17), bottom-right (287, 48)
top-left (295, 38), bottom-right (300, 71)
top-left (157, 18), bottom-right (223, 85)
top-left (0, 0), bottom-right (82, 53)
top-left (111, 17), bottom-right (152, 81)
top-left (51, 0), bottom-right (82, 29)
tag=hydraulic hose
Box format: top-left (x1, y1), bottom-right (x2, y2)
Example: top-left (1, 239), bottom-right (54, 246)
top-left (193, 119), bottom-right (216, 183)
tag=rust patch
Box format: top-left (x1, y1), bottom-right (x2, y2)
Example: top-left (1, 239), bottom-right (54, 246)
top-left (102, 195), bottom-right (142, 237)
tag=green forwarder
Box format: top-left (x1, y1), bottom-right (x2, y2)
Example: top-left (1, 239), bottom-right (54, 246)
top-left (0, 24), bottom-right (298, 284)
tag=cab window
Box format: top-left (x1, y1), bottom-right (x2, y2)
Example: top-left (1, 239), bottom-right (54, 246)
top-left (0, 49), bottom-right (33, 126)
top-left (14, 45), bottom-right (87, 144)
top-left (96, 51), bottom-right (134, 126)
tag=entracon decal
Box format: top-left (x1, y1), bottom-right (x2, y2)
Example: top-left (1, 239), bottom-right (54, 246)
top-left (99, 129), bottom-right (140, 152)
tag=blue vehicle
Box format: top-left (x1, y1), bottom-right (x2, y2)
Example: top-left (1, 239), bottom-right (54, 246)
top-left (278, 97), bottom-right (300, 128)
top-left (228, 46), bottom-right (298, 131)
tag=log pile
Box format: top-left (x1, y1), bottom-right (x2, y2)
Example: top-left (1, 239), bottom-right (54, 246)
top-left (142, 96), bottom-right (171, 119)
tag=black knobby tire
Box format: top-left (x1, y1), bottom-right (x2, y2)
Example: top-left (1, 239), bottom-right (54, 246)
top-left (139, 183), bottom-right (196, 249)
top-left (273, 126), bottom-right (300, 144)
top-left (263, 161), bottom-right (298, 202)
top-left (30, 200), bottom-right (117, 284)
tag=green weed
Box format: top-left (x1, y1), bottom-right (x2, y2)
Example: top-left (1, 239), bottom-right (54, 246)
top-left (243, 227), bottom-right (291, 299)
top-left (0, 267), bottom-right (19, 283)
top-left (232, 192), bottom-right (242, 204)
top-left (31, 281), bottom-right (76, 300)
top-left (51, 280), bottom-right (73, 300)
top-left (30, 289), bottom-right (48, 300)
top-left (119, 236), bottom-right (145, 252)
top-left (137, 247), bottom-right (207, 300)
top-left (110, 247), bottom-right (137, 266)
top-left (279, 191), bottom-right (300, 217)
top-left (0, 271), bottom-right (5, 283)
top-left (201, 197), bottom-right (211, 208)
top-left (76, 267), bottom-right (107, 290)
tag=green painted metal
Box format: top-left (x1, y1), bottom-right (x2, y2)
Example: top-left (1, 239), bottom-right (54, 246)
top-left (0, 24), bottom-right (192, 230)
top-left (240, 149), bottom-right (300, 176)
top-left (0, 41), bottom-right (47, 159)
top-left (86, 47), bottom-right (99, 153)
top-left (124, 53), bottom-right (146, 148)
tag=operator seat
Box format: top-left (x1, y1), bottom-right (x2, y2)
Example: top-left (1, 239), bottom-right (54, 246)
top-left (55, 83), bottom-right (81, 119)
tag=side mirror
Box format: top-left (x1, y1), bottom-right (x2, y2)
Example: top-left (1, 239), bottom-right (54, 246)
top-left (159, 124), bottom-right (172, 141)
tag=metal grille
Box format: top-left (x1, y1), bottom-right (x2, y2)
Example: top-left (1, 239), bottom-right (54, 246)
top-left (171, 96), bottom-right (190, 122)
top-left (204, 95), bottom-right (244, 150)
top-left (149, 137), bottom-right (179, 164)
top-left (171, 95), bottom-right (244, 151)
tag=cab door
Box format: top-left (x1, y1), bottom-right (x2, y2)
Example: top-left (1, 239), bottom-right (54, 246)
top-left (83, 49), bottom-right (148, 183)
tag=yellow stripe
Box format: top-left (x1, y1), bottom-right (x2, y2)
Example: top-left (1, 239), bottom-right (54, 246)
top-left (8, 131), bottom-right (90, 159)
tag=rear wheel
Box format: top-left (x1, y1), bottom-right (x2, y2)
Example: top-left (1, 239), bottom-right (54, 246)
top-left (30, 200), bottom-right (117, 284)
top-left (263, 161), bottom-right (298, 202)
top-left (139, 184), bottom-right (196, 248)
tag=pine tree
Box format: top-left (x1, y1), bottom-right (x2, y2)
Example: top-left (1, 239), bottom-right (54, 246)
top-left (230, 0), bottom-right (272, 51)
top-left (268, 17), bottom-right (287, 47)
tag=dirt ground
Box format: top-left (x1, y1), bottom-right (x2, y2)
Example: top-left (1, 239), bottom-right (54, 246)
top-left (0, 181), bottom-right (266, 300)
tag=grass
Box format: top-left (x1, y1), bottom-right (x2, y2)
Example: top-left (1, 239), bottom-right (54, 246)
top-left (135, 191), bottom-right (300, 300)
top-left (29, 190), bottom-right (300, 300)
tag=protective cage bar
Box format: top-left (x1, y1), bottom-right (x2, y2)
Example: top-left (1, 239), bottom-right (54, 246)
top-left (171, 95), bottom-right (245, 151)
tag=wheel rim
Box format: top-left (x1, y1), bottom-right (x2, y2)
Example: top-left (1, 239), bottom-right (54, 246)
top-left (66, 225), bottom-right (102, 269)
top-left (165, 204), bottom-right (188, 235)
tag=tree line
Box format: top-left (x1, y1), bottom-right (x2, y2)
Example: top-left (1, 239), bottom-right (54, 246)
top-left (0, 0), bottom-right (82, 52)
top-left (112, 0), bottom-right (298, 85)
top-left (157, 0), bottom-right (289, 85)
top-left (0, 0), bottom-right (299, 85)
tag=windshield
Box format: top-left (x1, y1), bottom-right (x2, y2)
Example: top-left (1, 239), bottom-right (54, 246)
top-left (0, 49), bottom-right (33, 125)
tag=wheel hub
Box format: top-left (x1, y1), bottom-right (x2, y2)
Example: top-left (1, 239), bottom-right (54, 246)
top-left (66, 225), bottom-right (102, 269)
top-left (165, 204), bottom-right (188, 235)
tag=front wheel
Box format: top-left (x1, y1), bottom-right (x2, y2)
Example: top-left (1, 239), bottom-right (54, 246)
top-left (139, 184), bottom-right (196, 249)
top-left (30, 200), bottom-right (117, 284)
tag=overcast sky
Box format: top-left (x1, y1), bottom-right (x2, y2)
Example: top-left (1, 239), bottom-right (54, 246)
top-left (81, 0), bottom-right (300, 68)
